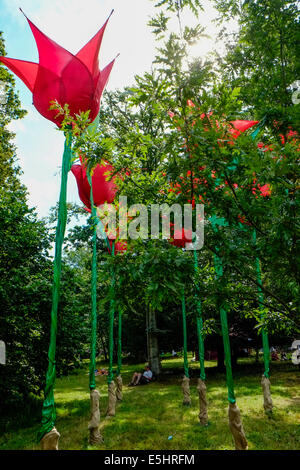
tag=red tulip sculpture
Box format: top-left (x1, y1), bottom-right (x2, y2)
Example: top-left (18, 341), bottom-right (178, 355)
top-left (72, 158), bottom-right (118, 399)
top-left (0, 9), bottom-right (115, 126)
top-left (71, 160), bottom-right (117, 210)
top-left (228, 120), bottom-right (259, 139)
top-left (71, 158), bottom-right (126, 424)
top-left (0, 10), bottom-right (116, 447)
top-left (167, 223), bottom-right (193, 402)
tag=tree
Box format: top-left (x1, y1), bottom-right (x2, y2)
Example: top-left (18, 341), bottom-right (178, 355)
top-left (214, 0), bottom-right (300, 122)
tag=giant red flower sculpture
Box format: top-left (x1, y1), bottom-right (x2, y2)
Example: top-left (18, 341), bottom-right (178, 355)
top-left (228, 120), bottom-right (259, 139)
top-left (71, 160), bottom-right (117, 210)
top-left (1, 10), bottom-right (118, 446)
top-left (0, 10), bottom-right (115, 126)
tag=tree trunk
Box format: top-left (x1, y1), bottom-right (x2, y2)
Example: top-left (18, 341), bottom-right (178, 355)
top-left (147, 306), bottom-right (161, 376)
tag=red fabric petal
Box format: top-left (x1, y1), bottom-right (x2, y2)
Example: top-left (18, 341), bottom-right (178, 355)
top-left (32, 65), bottom-right (63, 124)
top-left (71, 163), bottom-right (117, 209)
top-left (71, 164), bottom-right (91, 209)
top-left (90, 164), bottom-right (117, 206)
top-left (22, 14), bottom-right (97, 125)
top-left (92, 58), bottom-right (115, 121)
top-left (76, 11), bottom-right (113, 78)
top-left (60, 57), bottom-right (94, 116)
top-left (0, 57), bottom-right (38, 92)
top-left (25, 15), bottom-right (75, 76)
top-left (33, 58), bottom-right (94, 125)
top-left (229, 120), bottom-right (259, 138)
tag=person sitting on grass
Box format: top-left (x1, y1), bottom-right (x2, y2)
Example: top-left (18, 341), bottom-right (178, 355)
top-left (128, 364), bottom-right (153, 386)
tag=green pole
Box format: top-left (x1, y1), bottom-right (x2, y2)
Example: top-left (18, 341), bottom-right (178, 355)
top-left (210, 216), bottom-right (236, 403)
top-left (193, 251), bottom-right (206, 381)
top-left (108, 241), bottom-right (115, 385)
top-left (250, 118), bottom-right (270, 378)
top-left (252, 230), bottom-right (270, 378)
top-left (87, 173), bottom-right (98, 390)
top-left (181, 290), bottom-right (189, 378)
top-left (38, 133), bottom-right (72, 441)
top-left (116, 307), bottom-right (122, 377)
top-left (214, 252), bottom-right (236, 404)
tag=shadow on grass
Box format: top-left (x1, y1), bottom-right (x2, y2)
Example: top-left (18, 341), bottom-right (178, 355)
top-left (0, 360), bottom-right (299, 450)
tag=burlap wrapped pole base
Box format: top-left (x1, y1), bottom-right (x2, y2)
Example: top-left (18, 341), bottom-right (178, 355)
top-left (197, 378), bottom-right (208, 425)
top-left (115, 375), bottom-right (123, 401)
top-left (182, 376), bottom-right (191, 406)
top-left (106, 381), bottom-right (117, 417)
top-left (228, 402), bottom-right (248, 450)
top-left (88, 389), bottom-right (103, 445)
top-left (261, 375), bottom-right (273, 413)
top-left (41, 427), bottom-right (60, 450)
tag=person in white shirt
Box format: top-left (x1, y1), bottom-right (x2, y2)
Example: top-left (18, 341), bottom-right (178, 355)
top-left (128, 365), bottom-right (153, 386)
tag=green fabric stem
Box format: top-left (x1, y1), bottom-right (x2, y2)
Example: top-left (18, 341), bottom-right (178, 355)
top-left (96, 216), bottom-right (112, 254)
top-left (181, 290), bottom-right (189, 378)
top-left (213, 253), bottom-right (236, 404)
top-left (193, 251), bottom-right (206, 381)
top-left (252, 230), bottom-right (270, 378)
top-left (116, 307), bottom-right (122, 376)
top-left (250, 116), bottom-right (266, 140)
top-left (108, 241), bottom-right (115, 385)
top-left (37, 134), bottom-right (72, 442)
top-left (87, 173), bottom-right (98, 391)
top-left (219, 304), bottom-right (236, 404)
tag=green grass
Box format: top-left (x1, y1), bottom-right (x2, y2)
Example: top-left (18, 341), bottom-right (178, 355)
top-left (1, 356), bottom-right (299, 450)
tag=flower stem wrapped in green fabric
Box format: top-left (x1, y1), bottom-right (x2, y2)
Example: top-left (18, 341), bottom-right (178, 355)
top-left (108, 242), bottom-right (115, 385)
top-left (252, 230), bottom-right (273, 413)
top-left (181, 290), bottom-right (189, 379)
top-left (87, 173), bottom-right (98, 391)
top-left (116, 307), bottom-right (122, 377)
top-left (38, 134), bottom-right (72, 444)
top-left (193, 251), bottom-right (206, 381)
top-left (211, 215), bottom-right (247, 449)
top-left (252, 230), bottom-right (270, 379)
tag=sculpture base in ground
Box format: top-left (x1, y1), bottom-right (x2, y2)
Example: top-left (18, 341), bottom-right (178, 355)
top-left (261, 375), bottom-right (273, 414)
top-left (116, 375), bottom-right (123, 401)
top-left (228, 402), bottom-right (248, 450)
top-left (88, 389), bottom-right (103, 445)
top-left (181, 376), bottom-right (191, 406)
top-left (106, 381), bottom-right (117, 417)
top-left (41, 427), bottom-right (60, 450)
top-left (197, 378), bottom-right (208, 425)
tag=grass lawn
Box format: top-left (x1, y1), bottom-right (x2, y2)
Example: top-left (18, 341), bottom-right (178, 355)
top-left (0, 356), bottom-right (299, 450)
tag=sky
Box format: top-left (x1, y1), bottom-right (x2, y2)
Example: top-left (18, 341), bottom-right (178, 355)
top-left (0, 0), bottom-right (236, 220)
